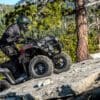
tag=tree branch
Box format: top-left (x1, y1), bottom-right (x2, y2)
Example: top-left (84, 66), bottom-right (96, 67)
top-left (85, 1), bottom-right (100, 7)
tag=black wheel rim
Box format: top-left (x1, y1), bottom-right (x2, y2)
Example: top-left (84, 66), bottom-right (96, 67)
top-left (54, 57), bottom-right (66, 69)
top-left (34, 62), bottom-right (48, 75)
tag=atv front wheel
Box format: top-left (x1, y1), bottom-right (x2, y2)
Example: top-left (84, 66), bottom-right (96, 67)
top-left (53, 52), bottom-right (72, 74)
top-left (29, 55), bottom-right (53, 78)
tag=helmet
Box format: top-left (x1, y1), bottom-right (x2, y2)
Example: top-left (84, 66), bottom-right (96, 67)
top-left (17, 15), bottom-right (31, 31)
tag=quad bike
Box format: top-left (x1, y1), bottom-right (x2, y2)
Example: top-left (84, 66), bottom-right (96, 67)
top-left (0, 35), bottom-right (72, 92)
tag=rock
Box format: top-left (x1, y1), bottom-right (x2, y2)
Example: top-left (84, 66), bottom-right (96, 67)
top-left (90, 53), bottom-right (100, 59)
top-left (33, 79), bottom-right (53, 89)
top-left (0, 59), bottom-right (100, 100)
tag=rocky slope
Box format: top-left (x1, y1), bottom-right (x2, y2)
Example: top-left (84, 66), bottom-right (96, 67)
top-left (0, 59), bottom-right (100, 100)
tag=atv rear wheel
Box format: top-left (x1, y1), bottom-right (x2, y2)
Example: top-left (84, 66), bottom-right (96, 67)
top-left (29, 55), bottom-right (53, 78)
top-left (53, 52), bottom-right (72, 74)
top-left (0, 80), bottom-right (10, 92)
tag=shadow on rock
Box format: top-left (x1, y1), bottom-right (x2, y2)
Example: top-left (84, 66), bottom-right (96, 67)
top-left (48, 86), bottom-right (100, 100)
top-left (0, 92), bottom-right (35, 100)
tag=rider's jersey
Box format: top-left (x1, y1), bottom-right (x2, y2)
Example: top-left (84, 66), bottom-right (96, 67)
top-left (1, 23), bottom-right (21, 44)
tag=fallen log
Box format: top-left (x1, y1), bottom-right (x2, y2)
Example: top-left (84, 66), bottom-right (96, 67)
top-left (0, 59), bottom-right (100, 100)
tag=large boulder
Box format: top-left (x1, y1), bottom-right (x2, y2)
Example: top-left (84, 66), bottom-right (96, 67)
top-left (0, 59), bottom-right (100, 100)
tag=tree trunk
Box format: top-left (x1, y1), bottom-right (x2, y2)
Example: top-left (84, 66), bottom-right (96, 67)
top-left (76, 0), bottom-right (89, 61)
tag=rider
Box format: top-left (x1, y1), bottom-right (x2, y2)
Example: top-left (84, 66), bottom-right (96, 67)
top-left (0, 15), bottom-right (31, 77)
top-left (0, 15), bottom-right (31, 59)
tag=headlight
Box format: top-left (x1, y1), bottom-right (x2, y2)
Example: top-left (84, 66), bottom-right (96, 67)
top-left (55, 37), bottom-right (59, 41)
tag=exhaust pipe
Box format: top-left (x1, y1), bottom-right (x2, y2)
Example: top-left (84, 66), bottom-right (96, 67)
top-left (0, 68), bottom-right (16, 85)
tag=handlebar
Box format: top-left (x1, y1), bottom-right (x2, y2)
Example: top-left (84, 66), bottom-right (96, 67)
top-left (24, 38), bottom-right (37, 44)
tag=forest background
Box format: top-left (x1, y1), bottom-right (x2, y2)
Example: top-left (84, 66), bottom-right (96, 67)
top-left (0, 0), bottom-right (100, 62)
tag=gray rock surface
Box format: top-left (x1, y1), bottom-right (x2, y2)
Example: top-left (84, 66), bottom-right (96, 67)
top-left (0, 59), bottom-right (100, 100)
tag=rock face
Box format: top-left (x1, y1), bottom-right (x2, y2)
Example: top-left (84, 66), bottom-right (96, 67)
top-left (0, 59), bottom-right (100, 100)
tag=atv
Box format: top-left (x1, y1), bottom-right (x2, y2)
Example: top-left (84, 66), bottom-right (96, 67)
top-left (0, 35), bottom-right (72, 92)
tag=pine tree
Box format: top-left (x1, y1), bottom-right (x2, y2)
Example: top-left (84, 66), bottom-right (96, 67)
top-left (75, 0), bottom-right (89, 61)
